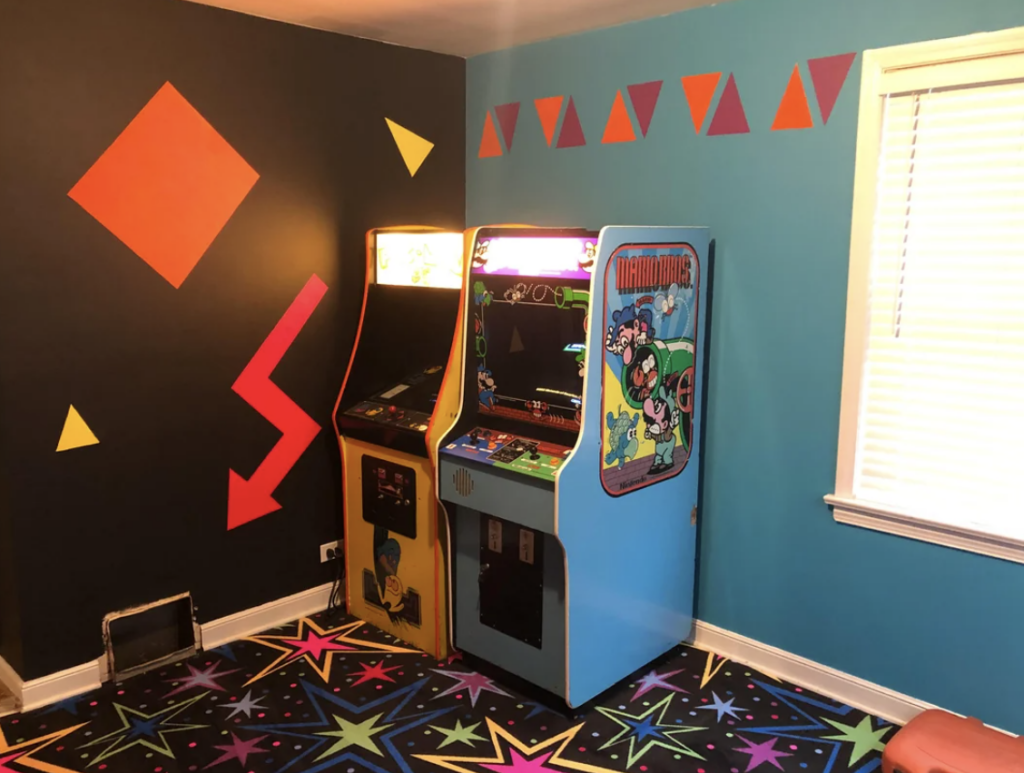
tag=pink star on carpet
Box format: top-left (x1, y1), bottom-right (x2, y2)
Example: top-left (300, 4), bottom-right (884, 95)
top-left (629, 668), bottom-right (688, 702)
top-left (165, 661), bottom-right (241, 697)
top-left (350, 661), bottom-right (402, 687)
top-left (734, 736), bottom-right (793, 772)
top-left (0, 749), bottom-right (24, 773)
top-left (282, 629), bottom-right (354, 661)
top-left (431, 669), bottom-right (512, 707)
top-left (203, 733), bottom-right (269, 769)
top-left (482, 749), bottom-right (555, 773)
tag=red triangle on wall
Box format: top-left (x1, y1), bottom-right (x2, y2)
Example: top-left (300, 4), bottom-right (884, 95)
top-left (478, 112), bottom-right (503, 158)
top-left (808, 52), bottom-right (857, 125)
top-left (556, 97), bottom-right (586, 148)
top-left (627, 80), bottom-right (663, 138)
top-left (772, 65), bottom-right (814, 131)
top-left (602, 90), bottom-right (636, 144)
top-left (495, 102), bottom-right (521, 150)
top-left (706, 74), bottom-right (750, 136)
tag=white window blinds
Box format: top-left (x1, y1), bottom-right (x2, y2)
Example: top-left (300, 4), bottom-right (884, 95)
top-left (854, 76), bottom-right (1024, 540)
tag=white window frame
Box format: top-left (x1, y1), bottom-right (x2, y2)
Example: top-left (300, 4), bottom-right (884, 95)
top-left (825, 26), bottom-right (1024, 565)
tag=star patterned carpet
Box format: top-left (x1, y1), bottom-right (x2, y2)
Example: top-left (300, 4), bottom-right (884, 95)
top-left (0, 610), bottom-right (895, 773)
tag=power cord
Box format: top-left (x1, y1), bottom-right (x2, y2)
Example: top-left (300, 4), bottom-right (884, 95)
top-left (325, 546), bottom-right (345, 620)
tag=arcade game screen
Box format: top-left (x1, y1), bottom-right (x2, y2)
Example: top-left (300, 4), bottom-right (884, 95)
top-left (375, 232), bottom-right (464, 289)
top-left (471, 234), bottom-right (596, 432)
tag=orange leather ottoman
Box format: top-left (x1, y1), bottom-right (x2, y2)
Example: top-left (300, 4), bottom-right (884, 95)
top-left (882, 709), bottom-right (1024, 773)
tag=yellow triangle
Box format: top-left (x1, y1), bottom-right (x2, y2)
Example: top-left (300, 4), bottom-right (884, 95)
top-left (701, 651), bottom-right (729, 688)
top-left (385, 118), bottom-right (434, 177)
top-left (56, 405), bottom-right (99, 452)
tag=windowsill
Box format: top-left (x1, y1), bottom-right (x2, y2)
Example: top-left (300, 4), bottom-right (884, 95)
top-left (823, 494), bottom-right (1024, 566)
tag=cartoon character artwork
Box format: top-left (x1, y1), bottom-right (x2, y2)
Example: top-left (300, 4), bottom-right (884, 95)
top-left (605, 305), bottom-right (655, 366)
top-left (627, 351), bottom-right (659, 403)
top-left (473, 240), bottom-right (490, 268)
top-left (601, 243), bottom-right (700, 496)
top-left (642, 382), bottom-right (681, 475)
top-left (474, 280), bottom-right (493, 306)
top-left (579, 240), bottom-right (598, 274)
top-left (526, 400), bottom-right (549, 420)
top-left (478, 364), bottom-right (497, 409)
top-left (654, 283), bottom-right (679, 321)
top-left (605, 408), bottom-right (640, 469)
top-left (373, 526), bottom-right (405, 622)
top-left (505, 282), bottom-right (528, 305)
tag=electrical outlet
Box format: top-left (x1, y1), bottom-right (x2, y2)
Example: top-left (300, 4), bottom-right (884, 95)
top-left (320, 540), bottom-right (343, 563)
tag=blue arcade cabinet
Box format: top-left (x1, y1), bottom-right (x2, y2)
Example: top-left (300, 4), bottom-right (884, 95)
top-left (435, 225), bottom-right (711, 707)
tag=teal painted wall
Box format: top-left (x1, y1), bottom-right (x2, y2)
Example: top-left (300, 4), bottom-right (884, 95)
top-left (466, 0), bottom-right (1024, 733)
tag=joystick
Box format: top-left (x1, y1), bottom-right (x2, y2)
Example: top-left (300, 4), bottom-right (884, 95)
top-left (529, 451), bottom-right (541, 461)
top-left (469, 429), bottom-right (481, 446)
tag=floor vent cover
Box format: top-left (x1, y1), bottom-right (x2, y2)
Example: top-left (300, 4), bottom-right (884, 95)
top-left (103, 593), bottom-right (198, 681)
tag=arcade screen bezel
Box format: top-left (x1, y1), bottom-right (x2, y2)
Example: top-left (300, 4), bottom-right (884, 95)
top-left (459, 226), bottom-right (599, 446)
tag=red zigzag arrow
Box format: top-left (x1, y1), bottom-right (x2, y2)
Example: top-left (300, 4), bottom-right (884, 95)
top-left (228, 274), bottom-right (328, 530)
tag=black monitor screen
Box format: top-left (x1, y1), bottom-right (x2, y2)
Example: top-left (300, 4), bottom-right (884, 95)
top-left (473, 273), bottom-right (590, 432)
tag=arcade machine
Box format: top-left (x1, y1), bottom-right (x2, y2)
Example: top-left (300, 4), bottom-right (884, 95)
top-left (334, 226), bottom-right (467, 659)
top-left (437, 225), bottom-right (710, 707)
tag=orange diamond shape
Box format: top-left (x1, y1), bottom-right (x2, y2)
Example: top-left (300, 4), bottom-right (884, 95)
top-left (69, 82), bottom-right (259, 288)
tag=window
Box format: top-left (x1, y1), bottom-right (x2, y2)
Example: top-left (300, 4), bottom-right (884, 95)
top-left (827, 27), bottom-right (1024, 563)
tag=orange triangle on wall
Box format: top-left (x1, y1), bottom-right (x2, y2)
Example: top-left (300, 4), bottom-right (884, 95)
top-left (602, 90), bottom-right (636, 144)
top-left (772, 65), bottom-right (814, 131)
top-left (478, 111), bottom-right (503, 158)
top-left (680, 72), bottom-right (722, 134)
top-left (535, 96), bottom-right (564, 147)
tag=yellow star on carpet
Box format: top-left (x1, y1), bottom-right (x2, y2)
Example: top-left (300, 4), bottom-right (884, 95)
top-left (0, 722), bottom-right (88, 773)
top-left (697, 649), bottom-right (781, 687)
top-left (415, 717), bottom-right (624, 773)
top-left (243, 617), bottom-right (417, 686)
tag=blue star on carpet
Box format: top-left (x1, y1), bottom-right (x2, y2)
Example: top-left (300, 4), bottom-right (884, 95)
top-left (595, 694), bottom-right (705, 767)
top-left (741, 681), bottom-right (884, 773)
top-left (210, 643), bottom-right (238, 662)
top-left (521, 702), bottom-right (560, 721)
top-left (697, 691), bottom-right (747, 723)
top-left (242, 677), bottom-right (454, 773)
top-left (78, 692), bottom-right (209, 766)
top-left (43, 695), bottom-right (87, 716)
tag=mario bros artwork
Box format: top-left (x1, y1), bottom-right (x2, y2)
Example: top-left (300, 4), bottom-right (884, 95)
top-left (601, 244), bottom-right (699, 495)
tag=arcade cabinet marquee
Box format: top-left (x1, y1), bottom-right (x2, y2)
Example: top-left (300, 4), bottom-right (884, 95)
top-left (334, 227), bottom-right (466, 659)
top-left (436, 225), bottom-right (710, 707)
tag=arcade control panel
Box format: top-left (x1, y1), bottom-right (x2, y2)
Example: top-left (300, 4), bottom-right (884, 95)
top-left (342, 366), bottom-right (446, 434)
top-left (345, 400), bottom-right (431, 433)
top-left (442, 428), bottom-right (573, 483)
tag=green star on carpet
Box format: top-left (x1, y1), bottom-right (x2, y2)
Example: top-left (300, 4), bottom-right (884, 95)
top-left (822, 715), bottom-right (891, 766)
top-left (431, 719), bottom-right (489, 749)
top-left (78, 692), bottom-right (209, 766)
top-left (315, 712), bottom-right (394, 759)
top-left (596, 694), bottom-right (705, 768)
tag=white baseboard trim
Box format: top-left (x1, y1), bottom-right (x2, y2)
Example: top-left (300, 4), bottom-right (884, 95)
top-left (693, 621), bottom-right (935, 726)
top-left (201, 582), bottom-right (334, 650)
top-left (8, 589), bottom-right (948, 728)
top-left (19, 582), bottom-right (335, 713)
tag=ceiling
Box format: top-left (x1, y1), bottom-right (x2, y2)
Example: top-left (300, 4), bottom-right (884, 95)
top-left (182, 0), bottom-right (732, 57)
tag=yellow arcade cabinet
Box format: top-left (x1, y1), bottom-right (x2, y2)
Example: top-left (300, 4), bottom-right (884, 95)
top-left (333, 227), bottom-right (467, 658)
